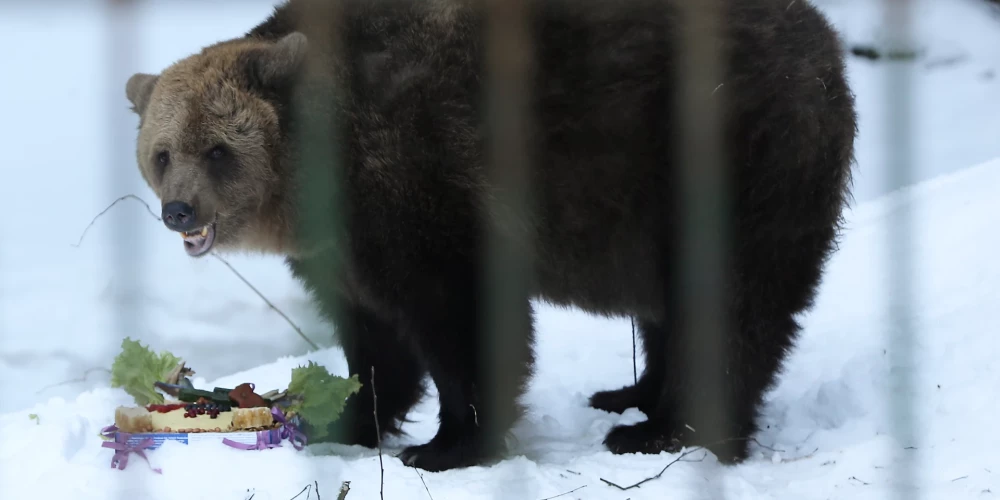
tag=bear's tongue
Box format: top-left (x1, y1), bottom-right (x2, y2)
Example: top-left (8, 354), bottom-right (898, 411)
top-left (181, 225), bottom-right (215, 257)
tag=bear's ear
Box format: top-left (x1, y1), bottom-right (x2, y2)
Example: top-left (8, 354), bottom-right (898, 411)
top-left (250, 32), bottom-right (309, 88)
top-left (126, 72), bottom-right (159, 115)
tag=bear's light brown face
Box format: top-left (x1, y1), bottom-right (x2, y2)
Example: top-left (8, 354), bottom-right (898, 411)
top-left (126, 32), bottom-right (307, 257)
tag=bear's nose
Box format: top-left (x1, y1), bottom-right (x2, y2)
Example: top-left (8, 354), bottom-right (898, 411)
top-left (162, 201), bottom-right (197, 232)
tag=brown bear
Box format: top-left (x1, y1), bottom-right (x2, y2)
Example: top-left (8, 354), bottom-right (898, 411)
top-left (125, 0), bottom-right (857, 472)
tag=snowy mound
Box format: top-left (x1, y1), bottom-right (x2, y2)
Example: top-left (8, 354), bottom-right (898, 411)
top-left (3, 156), bottom-right (999, 499)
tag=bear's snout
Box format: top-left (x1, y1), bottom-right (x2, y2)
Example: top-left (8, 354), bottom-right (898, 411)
top-left (162, 200), bottom-right (197, 232)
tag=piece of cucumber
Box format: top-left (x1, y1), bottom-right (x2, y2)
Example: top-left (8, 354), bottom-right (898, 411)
top-left (178, 387), bottom-right (233, 404)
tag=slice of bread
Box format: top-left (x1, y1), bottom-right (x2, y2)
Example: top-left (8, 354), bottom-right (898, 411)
top-left (231, 407), bottom-right (274, 430)
top-left (114, 405), bottom-right (153, 433)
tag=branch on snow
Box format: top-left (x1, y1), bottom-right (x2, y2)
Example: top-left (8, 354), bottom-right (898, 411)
top-left (538, 485), bottom-right (587, 500)
top-left (598, 436), bottom-right (784, 491)
top-left (74, 194), bottom-right (320, 350)
top-left (599, 447), bottom-right (708, 491)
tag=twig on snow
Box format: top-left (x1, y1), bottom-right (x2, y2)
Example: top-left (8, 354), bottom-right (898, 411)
top-left (599, 435), bottom-right (778, 491)
top-left (748, 437), bottom-right (785, 454)
top-left (413, 467), bottom-right (434, 500)
top-left (778, 447), bottom-right (819, 463)
top-left (315, 480), bottom-right (322, 500)
top-left (372, 366), bottom-right (384, 500)
top-left (599, 447), bottom-right (708, 491)
top-left (289, 483), bottom-right (312, 500)
top-left (74, 194), bottom-right (320, 350)
top-left (849, 476), bottom-right (870, 486)
top-left (538, 484), bottom-right (587, 500)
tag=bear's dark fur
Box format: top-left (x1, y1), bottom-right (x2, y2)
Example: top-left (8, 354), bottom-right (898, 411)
top-left (244, 0), bottom-right (856, 471)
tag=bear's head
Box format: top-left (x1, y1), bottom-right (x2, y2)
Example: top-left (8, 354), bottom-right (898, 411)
top-left (125, 32), bottom-right (309, 257)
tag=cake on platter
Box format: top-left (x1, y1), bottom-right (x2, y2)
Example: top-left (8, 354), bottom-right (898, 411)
top-left (113, 386), bottom-right (278, 434)
top-left (100, 338), bottom-right (361, 473)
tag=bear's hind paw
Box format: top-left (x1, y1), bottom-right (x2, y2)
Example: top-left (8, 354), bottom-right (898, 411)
top-left (603, 420), bottom-right (752, 464)
top-left (397, 436), bottom-right (494, 472)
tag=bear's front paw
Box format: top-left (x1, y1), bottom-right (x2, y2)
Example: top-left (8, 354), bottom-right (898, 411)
top-left (589, 383), bottom-right (658, 415)
top-left (589, 387), bottom-right (639, 414)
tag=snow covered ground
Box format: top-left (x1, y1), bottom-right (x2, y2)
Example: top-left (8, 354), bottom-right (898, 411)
top-left (1, 0), bottom-right (998, 498)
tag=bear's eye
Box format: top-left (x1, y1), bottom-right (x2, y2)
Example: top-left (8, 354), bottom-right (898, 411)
top-left (207, 145), bottom-right (228, 160)
top-left (156, 151), bottom-right (170, 167)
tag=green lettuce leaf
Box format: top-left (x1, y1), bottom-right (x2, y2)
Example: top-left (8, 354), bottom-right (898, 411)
top-left (110, 337), bottom-right (182, 406)
top-left (285, 361), bottom-right (362, 440)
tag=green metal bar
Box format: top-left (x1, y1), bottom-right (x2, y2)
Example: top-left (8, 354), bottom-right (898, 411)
top-left (482, 0), bottom-right (537, 460)
top-left (884, 0), bottom-right (917, 498)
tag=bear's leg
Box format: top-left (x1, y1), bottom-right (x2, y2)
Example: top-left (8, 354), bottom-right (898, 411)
top-left (602, 303), bottom-right (798, 464)
top-left (588, 319), bottom-right (666, 415)
top-left (324, 301), bottom-right (427, 448)
top-left (397, 289), bottom-right (536, 472)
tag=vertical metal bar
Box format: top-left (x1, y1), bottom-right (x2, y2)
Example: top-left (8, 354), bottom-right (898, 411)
top-left (482, 0), bottom-right (536, 456)
top-left (290, 0), bottom-right (346, 271)
top-left (290, 0), bottom-right (350, 442)
top-left (106, 0), bottom-right (142, 497)
top-left (674, 0), bottom-right (730, 493)
top-left (287, 1), bottom-right (350, 489)
top-left (884, 0), bottom-right (917, 498)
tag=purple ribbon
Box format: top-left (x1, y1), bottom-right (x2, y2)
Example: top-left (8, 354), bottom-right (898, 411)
top-left (221, 406), bottom-right (307, 451)
top-left (271, 406), bottom-right (308, 451)
top-left (100, 424), bottom-right (118, 440)
top-left (101, 405), bottom-right (307, 467)
top-left (100, 425), bottom-right (162, 474)
top-left (222, 429), bottom-right (280, 450)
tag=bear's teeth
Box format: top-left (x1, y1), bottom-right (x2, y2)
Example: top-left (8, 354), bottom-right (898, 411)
top-left (180, 227), bottom-right (209, 238)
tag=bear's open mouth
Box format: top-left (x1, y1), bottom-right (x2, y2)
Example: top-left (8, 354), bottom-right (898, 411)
top-left (181, 223), bottom-right (216, 257)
